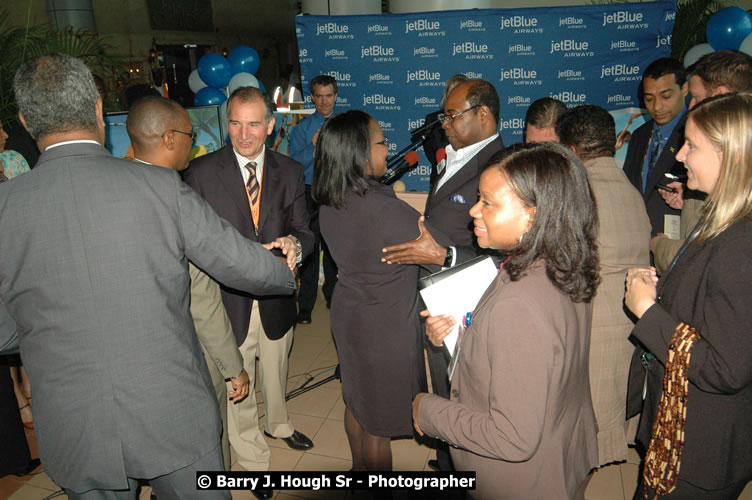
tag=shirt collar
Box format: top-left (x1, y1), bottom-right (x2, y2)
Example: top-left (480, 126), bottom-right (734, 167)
top-left (45, 139), bottom-right (100, 151)
top-left (654, 107), bottom-right (685, 138)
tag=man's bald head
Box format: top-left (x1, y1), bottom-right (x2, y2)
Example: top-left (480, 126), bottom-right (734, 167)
top-left (126, 96), bottom-right (193, 170)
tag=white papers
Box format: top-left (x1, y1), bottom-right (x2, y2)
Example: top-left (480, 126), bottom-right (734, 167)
top-left (419, 256), bottom-right (497, 354)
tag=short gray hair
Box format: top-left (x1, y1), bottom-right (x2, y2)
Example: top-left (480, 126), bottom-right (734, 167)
top-left (13, 54), bottom-right (100, 139)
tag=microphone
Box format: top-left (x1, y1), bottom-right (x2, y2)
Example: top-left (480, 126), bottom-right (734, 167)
top-left (379, 151), bottom-right (420, 184)
top-left (435, 148), bottom-right (447, 177)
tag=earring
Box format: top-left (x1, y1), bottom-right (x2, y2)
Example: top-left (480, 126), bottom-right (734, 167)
top-left (519, 232), bottom-right (527, 244)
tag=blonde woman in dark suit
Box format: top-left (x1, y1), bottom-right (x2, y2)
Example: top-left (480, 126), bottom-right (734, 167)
top-left (626, 93), bottom-right (752, 498)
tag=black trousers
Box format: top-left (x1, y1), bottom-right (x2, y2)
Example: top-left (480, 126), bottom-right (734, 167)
top-left (298, 185), bottom-right (338, 314)
top-left (0, 355), bottom-right (32, 477)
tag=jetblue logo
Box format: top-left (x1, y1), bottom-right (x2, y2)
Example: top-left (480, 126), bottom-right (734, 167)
top-left (549, 39), bottom-right (593, 57)
top-left (408, 118), bottom-right (425, 130)
top-left (414, 47), bottom-right (437, 57)
top-left (464, 71), bottom-right (483, 79)
top-left (610, 40), bottom-right (637, 51)
top-left (665, 11), bottom-right (676, 21)
top-left (361, 45), bottom-right (398, 62)
top-left (500, 118), bottom-right (525, 130)
top-left (316, 22), bottom-right (354, 39)
top-left (367, 24), bottom-right (390, 34)
top-left (500, 68), bottom-right (541, 86)
top-left (607, 94), bottom-right (633, 104)
top-left (363, 94), bottom-right (400, 110)
top-left (508, 96), bottom-right (531, 106)
top-left (508, 43), bottom-right (534, 55)
top-left (407, 70), bottom-right (441, 83)
top-left (328, 71), bottom-right (354, 87)
top-left (369, 73), bottom-right (392, 84)
top-left (559, 16), bottom-right (584, 28)
top-left (550, 91), bottom-right (586, 104)
top-left (405, 19), bottom-right (444, 37)
top-left (602, 11), bottom-right (648, 29)
top-left (656, 34), bottom-right (672, 48)
top-left (500, 15), bottom-right (542, 33)
top-left (460, 19), bottom-right (484, 31)
top-left (324, 49), bottom-right (346, 59)
top-left (415, 96), bottom-right (437, 105)
top-left (601, 64), bottom-right (641, 81)
top-left (378, 120), bottom-right (393, 130)
top-left (452, 42), bottom-right (493, 60)
top-left (558, 69), bottom-right (584, 81)
top-left (298, 49), bottom-right (308, 57)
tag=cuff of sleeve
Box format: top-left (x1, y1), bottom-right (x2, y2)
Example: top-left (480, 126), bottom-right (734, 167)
top-left (632, 303), bottom-right (680, 365)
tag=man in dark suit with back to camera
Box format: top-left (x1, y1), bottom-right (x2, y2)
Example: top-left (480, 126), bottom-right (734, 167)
top-left (382, 79), bottom-right (505, 473)
top-left (0, 54), bottom-right (295, 499)
top-left (184, 86), bottom-right (314, 499)
top-left (622, 57), bottom-right (688, 238)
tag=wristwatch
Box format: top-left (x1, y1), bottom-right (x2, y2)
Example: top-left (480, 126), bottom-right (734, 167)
top-left (288, 234), bottom-right (303, 266)
top-left (443, 246), bottom-right (454, 268)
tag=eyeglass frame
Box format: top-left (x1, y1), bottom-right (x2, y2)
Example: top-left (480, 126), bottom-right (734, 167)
top-left (164, 128), bottom-right (198, 144)
top-left (438, 104), bottom-right (480, 124)
top-left (372, 138), bottom-right (388, 146)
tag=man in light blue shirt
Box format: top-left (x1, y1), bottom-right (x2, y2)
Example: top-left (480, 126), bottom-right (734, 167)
top-left (289, 75), bottom-right (339, 323)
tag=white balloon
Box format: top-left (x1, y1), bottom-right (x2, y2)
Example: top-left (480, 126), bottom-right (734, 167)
top-left (740, 33), bottom-right (752, 56)
top-left (188, 69), bottom-right (207, 94)
top-left (683, 43), bottom-right (715, 67)
top-left (228, 72), bottom-right (260, 94)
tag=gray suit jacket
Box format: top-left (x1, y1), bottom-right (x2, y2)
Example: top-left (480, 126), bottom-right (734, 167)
top-left (0, 143), bottom-right (295, 491)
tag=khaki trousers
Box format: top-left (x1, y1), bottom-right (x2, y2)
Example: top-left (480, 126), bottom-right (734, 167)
top-left (227, 300), bottom-right (294, 471)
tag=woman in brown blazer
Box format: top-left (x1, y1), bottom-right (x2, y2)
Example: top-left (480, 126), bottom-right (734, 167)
top-left (625, 93), bottom-right (752, 498)
top-left (413, 143), bottom-right (600, 499)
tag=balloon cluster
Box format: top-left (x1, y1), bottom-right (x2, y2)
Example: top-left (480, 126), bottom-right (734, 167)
top-left (189, 46), bottom-right (265, 106)
top-left (684, 7), bottom-right (752, 66)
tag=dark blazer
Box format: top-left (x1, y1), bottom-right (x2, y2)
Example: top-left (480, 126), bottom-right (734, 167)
top-left (0, 143), bottom-right (295, 491)
top-left (627, 219), bottom-right (752, 490)
top-left (622, 116), bottom-right (685, 236)
top-left (425, 135), bottom-right (505, 265)
top-left (184, 145), bottom-right (313, 343)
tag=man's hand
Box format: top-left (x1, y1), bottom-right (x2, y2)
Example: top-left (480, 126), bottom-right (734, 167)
top-left (650, 233), bottom-right (668, 254)
top-left (420, 309), bottom-right (455, 347)
top-left (658, 181), bottom-right (684, 210)
top-left (382, 216), bottom-right (445, 266)
top-left (264, 236), bottom-right (299, 270)
top-left (228, 369), bottom-right (250, 403)
top-left (412, 392), bottom-right (428, 436)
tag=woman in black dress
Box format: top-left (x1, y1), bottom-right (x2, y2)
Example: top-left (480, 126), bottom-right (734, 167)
top-left (313, 110), bottom-right (447, 471)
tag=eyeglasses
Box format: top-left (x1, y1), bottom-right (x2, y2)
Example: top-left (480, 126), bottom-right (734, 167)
top-left (438, 105), bottom-right (480, 124)
top-left (166, 129), bottom-right (198, 144)
top-left (373, 138), bottom-right (388, 146)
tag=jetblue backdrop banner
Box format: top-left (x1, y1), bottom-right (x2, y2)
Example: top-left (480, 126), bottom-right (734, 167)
top-left (295, 1), bottom-right (675, 191)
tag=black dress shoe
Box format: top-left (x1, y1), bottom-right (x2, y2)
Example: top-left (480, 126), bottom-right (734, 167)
top-left (296, 311), bottom-right (312, 324)
top-left (265, 429), bottom-right (314, 450)
top-left (427, 459), bottom-right (440, 472)
top-left (250, 488), bottom-right (273, 499)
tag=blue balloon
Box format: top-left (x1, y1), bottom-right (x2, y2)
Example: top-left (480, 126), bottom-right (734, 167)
top-left (228, 45), bottom-right (260, 76)
top-left (706, 6), bottom-right (752, 51)
top-left (197, 53), bottom-right (231, 89)
top-left (194, 87), bottom-right (227, 107)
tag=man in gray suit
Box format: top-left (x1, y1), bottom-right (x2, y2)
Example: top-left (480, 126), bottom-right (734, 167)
top-left (0, 54), bottom-right (295, 499)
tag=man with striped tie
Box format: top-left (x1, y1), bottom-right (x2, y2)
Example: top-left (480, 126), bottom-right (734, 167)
top-left (184, 86), bottom-right (314, 500)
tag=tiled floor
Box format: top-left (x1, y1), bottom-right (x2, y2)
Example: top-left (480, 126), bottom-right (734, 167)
top-left (3, 289), bottom-right (752, 499)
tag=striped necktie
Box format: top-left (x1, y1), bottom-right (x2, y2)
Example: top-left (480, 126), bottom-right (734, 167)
top-left (244, 161), bottom-right (259, 206)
